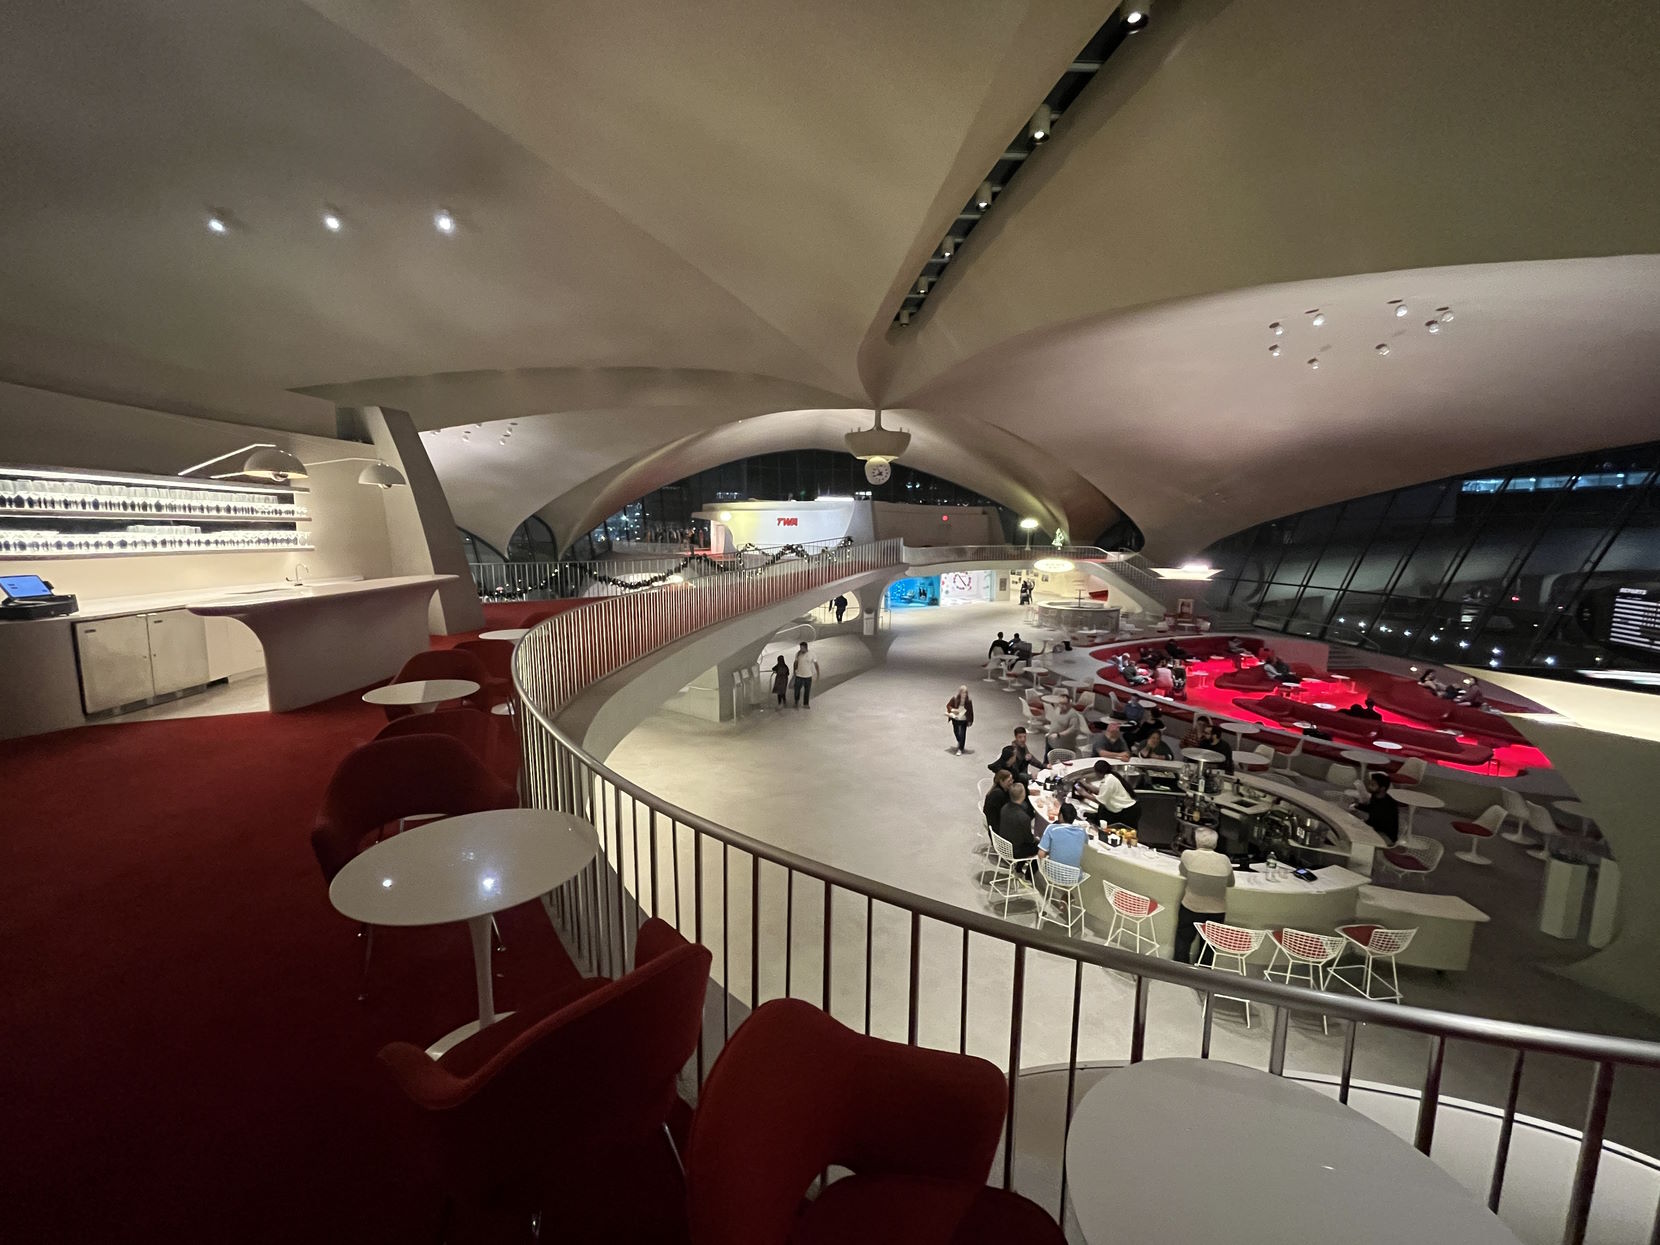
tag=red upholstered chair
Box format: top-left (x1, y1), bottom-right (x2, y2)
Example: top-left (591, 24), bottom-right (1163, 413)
top-left (374, 708), bottom-right (520, 787)
top-left (454, 638), bottom-right (515, 707)
top-left (309, 734), bottom-right (518, 883)
top-left (685, 998), bottom-right (1064, 1245)
top-left (379, 918), bottom-right (712, 1242)
top-left (382, 648), bottom-right (493, 719)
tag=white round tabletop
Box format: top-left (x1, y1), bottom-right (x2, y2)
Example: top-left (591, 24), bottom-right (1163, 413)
top-left (1372, 739), bottom-right (1404, 751)
top-left (1342, 748), bottom-right (1388, 765)
top-left (1182, 748), bottom-right (1225, 765)
top-left (1391, 788), bottom-right (1445, 809)
top-left (1554, 798), bottom-right (1591, 818)
top-left (1233, 752), bottom-right (1271, 769)
top-left (330, 809), bottom-right (599, 927)
top-left (1222, 721), bottom-right (1259, 736)
top-left (478, 628), bottom-right (530, 642)
top-left (1065, 1059), bottom-right (1522, 1245)
top-left (1313, 701), bottom-right (1337, 710)
top-left (490, 702), bottom-right (515, 715)
top-left (361, 678), bottom-right (480, 707)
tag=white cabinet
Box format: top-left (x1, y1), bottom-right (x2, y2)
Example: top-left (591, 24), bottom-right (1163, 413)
top-left (146, 609), bottom-right (209, 695)
top-left (74, 615), bottom-right (154, 713)
top-left (74, 609), bottom-right (212, 713)
top-left (204, 615), bottom-right (265, 681)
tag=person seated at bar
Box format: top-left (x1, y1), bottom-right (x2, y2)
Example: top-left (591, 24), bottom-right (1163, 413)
top-left (999, 783), bottom-right (1042, 874)
top-left (1037, 802), bottom-right (1090, 869)
top-left (988, 727), bottom-right (1034, 782)
top-left (1200, 720), bottom-right (1235, 774)
top-left (1092, 720), bottom-right (1132, 760)
top-left (983, 768), bottom-right (1014, 832)
top-left (1352, 772), bottom-right (1401, 845)
top-left (1181, 714), bottom-right (1214, 750)
top-left (1135, 727), bottom-right (1175, 763)
top-left (1341, 695), bottom-right (1384, 720)
top-left (1176, 827), bottom-right (1235, 964)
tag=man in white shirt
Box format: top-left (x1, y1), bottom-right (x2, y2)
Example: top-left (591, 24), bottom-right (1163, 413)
top-left (1176, 828), bottom-right (1235, 964)
top-left (791, 641), bottom-right (820, 708)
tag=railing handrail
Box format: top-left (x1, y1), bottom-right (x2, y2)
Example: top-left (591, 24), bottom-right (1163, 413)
top-left (510, 549), bottom-right (1660, 1072)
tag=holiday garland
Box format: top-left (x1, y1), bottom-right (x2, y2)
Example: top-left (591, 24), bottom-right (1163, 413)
top-left (484, 537), bottom-right (858, 599)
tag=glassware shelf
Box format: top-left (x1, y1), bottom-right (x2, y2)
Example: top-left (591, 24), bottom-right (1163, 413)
top-left (0, 508), bottom-right (309, 522)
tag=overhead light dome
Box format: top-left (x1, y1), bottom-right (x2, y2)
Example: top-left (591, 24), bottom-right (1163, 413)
top-left (845, 408), bottom-right (911, 464)
top-left (357, 462), bottom-right (407, 489)
top-left (241, 447), bottom-right (308, 482)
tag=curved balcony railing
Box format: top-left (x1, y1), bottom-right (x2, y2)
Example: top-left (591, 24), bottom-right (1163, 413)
top-left (512, 537), bottom-right (1660, 1244)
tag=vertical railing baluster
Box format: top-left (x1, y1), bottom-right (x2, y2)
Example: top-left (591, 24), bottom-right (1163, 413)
top-left (722, 842), bottom-right (731, 1040)
top-left (1003, 944), bottom-right (1026, 1191)
top-left (1058, 959), bottom-right (1084, 1217)
top-left (1488, 1050), bottom-right (1526, 1212)
top-left (1415, 1035), bottom-right (1446, 1155)
top-left (821, 884), bottom-right (833, 1015)
top-left (907, 910), bottom-right (922, 1046)
top-left (671, 818), bottom-right (683, 929)
top-left (694, 827), bottom-right (705, 1083)
top-left (1268, 1007), bottom-right (1290, 1076)
top-left (1563, 1062), bottom-right (1616, 1245)
top-left (1130, 975), bottom-right (1148, 1064)
top-left (864, 895), bottom-right (874, 1036)
top-left (784, 868), bottom-right (795, 998)
top-left (958, 926), bottom-right (970, 1056)
top-left (750, 856), bottom-right (761, 1009)
top-left (1339, 1019), bottom-right (1358, 1104)
top-left (648, 809), bottom-right (660, 920)
top-left (1200, 992), bottom-right (1214, 1059)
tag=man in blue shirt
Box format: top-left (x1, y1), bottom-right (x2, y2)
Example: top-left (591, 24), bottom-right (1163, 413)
top-left (1038, 802), bottom-right (1091, 869)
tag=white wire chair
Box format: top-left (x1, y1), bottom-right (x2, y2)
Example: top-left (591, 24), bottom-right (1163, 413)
top-left (1036, 857), bottom-right (1089, 936)
top-left (986, 832), bottom-right (1034, 916)
top-left (1104, 884), bottom-right (1162, 957)
top-left (1329, 924), bottom-right (1417, 1003)
top-left (1264, 927), bottom-right (1346, 1033)
top-left (1196, 921), bottom-right (1269, 1027)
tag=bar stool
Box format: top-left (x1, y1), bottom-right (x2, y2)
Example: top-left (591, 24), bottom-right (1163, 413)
top-left (1036, 858), bottom-right (1089, 937)
top-left (1450, 806), bottom-right (1504, 865)
top-left (1105, 885), bottom-right (1162, 957)
top-left (1196, 921), bottom-right (1268, 1027)
top-left (987, 833), bottom-right (1033, 916)
top-left (1264, 928), bottom-right (1345, 1033)
top-left (1329, 924), bottom-right (1416, 1002)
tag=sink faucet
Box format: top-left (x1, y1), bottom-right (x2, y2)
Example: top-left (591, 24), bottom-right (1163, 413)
top-left (287, 562), bottom-right (311, 586)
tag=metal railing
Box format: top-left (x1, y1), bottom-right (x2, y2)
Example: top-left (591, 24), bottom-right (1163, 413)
top-left (471, 539), bottom-right (863, 601)
top-left (510, 539), bottom-right (1660, 1243)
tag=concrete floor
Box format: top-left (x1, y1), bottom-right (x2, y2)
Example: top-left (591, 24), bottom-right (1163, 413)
top-left (606, 600), bottom-right (1660, 1159)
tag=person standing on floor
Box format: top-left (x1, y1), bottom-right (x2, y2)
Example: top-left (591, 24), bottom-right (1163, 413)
top-left (769, 655), bottom-right (790, 709)
top-left (945, 684), bottom-right (974, 754)
top-left (833, 594), bottom-right (848, 624)
top-left (791, 641), bottom-right (820, 708)
top-left (1176, 827), bottom-right (1235, 964)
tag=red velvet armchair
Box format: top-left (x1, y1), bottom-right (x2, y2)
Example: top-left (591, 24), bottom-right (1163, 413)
top-left (685, 998), bottom-right (1064, 1244)
top-left (373, 707), bottom-right (520, 786)
top-left (379, 918), bottom-right (711, 1242)
top-left (381, 648), bottom-right (494, 718)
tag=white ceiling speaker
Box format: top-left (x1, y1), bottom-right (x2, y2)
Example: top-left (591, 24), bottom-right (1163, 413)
top-left (846, 408), bottom-right (911, 471)
top-left (1029, 105), bottom-right (1053, 143)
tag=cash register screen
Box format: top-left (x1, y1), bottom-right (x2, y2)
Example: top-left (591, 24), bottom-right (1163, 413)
top-left (0, 574), bottom-right (53, 600)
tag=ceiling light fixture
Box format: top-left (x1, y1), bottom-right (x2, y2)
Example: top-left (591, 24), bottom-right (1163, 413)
top-left (1395, 304), bottom-right (1410, 318)
top-left (1306, 357), bottom-right (1320, 370)
top-left (1124, 1), bottom-right (1150, 31)
top-left (1438, 307), bottom-right (1455, 322)
top-left (1034, 557), bottom-right (1075, 573)
top-left (1425, 319), bottom-right (1441, 333)
top-left (1151, 561), bottom-right (1220, 581)
top-left (1268, 344), bottom-right (1281, 357)
top-left (1028, 105), bottom-right (1053, 143)
top-left (916, 277), bottom-right (930, 296)
top-left (898, 308), bottom-right (912, 326)
top-left (434, 208), bottom-right (456, 234)
top-left (1375, 343), bottom-right (1390, 355)
top-left (321, 209), bottom-right (342, 232)
top-left (1269, 321), bottom-right (1283, 335)
top-left (206, 214), bottom-right (229, 235)
top-left (940, 236), bottom-right (954, 258)
top-left (976, 181), bottom-right (994, 209)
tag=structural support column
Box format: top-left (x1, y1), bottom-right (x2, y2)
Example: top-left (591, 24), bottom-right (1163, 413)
top-left (340, 405), bottom-right (483, 634)
top-left (856, 583), bottom-right (884, 636)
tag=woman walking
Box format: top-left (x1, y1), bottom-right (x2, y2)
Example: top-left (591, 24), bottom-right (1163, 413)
top-left (770, 655), bottom-right (790, 709)
top-left (946, 684), bottom-right (975, 754)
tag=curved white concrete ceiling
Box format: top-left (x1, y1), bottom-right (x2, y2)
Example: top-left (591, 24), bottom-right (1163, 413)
top-left (1, 0), bottom-right (1657, 554)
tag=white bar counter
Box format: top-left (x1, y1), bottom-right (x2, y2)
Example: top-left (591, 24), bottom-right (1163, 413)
top-left (190, 575), bottom-right (453, 711)
top-left (1356, 885), bottom-right (1489, 971)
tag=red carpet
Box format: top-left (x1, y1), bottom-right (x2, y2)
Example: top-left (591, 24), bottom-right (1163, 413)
top-left (0, 680), bottom-right (583, 1242)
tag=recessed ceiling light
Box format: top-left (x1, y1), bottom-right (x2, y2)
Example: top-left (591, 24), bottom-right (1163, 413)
top-left (1306, 357), bottom-right (1319, 370)
top-left (1395, 304), bottom-right (1409, 318)
top-left (321, 210), bottom-right (342, 232)
top-left (206, 214), bottom-right (229, 235)
top-left (1269, 321), bottom-right (1283, 335)
top-left (1425, 319), bottom-right (1441, 333)
top-left (1268, 344), bottom-right (1281, 357)
top-left (1310, 310), bottom-right (1326, 327)
top-left (1375, 343), bottom-right (1390, 355)
top-left (434, 209), bottom-right (456, 234)
top-left (1438, 308), bottom-right (1454, 322)
top-left (1124, 4), bottom-right (1148, 31)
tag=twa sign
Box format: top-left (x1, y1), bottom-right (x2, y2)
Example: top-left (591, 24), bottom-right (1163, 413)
top-left (776, 516), bottom-right (799, 527)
